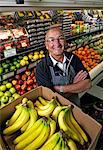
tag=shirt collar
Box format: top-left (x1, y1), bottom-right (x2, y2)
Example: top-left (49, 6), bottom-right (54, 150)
top-left (49, 54), bottom-right (67, 66)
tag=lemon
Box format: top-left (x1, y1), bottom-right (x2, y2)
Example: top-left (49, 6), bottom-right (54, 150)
top-left (34, 51), bottom-right (39, 55)
top-left (39, 54), bottom-right (43, 59)
top-left (23, 56), bottom-right (28, 61)
top-left (28, 54), bottom-right (33, 60)
top-left (20, 59), bottom-right (26, 66)
top-left (40, 50), bottom-right (44, 54)
top-left (33, 54), bottom-right (39, 61)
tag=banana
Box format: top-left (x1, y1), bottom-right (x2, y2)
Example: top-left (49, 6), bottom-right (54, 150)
top-left (38, 96), bottom-right (49, 105)
top-left (15, 119), bottom-right (45, 150)
top-left (67, 138), bottom-right (78, 150)
top-left (23, 122), bottom-right (50, 150)
top-left (58, 109), bottom-right (80, 143)
top-left (65, 108), bottom-right (84, 145)
top-left (22, 97), bottom-right (28, 105)
top-left (14, 118), bottom-right (45, 144)
top-left (35, 100), bottom-right (44, 108)
top-left (6, 105), bottom-right (23, 127)
top-left (61, 139), bottom-right (68, 150)
top-left (36, 99), bottom-right (56, 110)
top-left (36, 101), bottom-right (57, 117)
top-left (26, 108), bottom-right (38, 131)
top-left (49, 118), bottom-right (56, 137)
top-left (3, 106), bottom-right (29, 135)
top-left (52, 105), bottom-right (68, 122)
top-left (27, 100), bottom-right (35, 109)
top-left (40, 132), bottom-right (61, 150)
top-left (69, 106), bottom-right (88, 143)
top-left (20, 120), bottom-right (30, 133)
top-left (53, 138), bottom-right (62, 150)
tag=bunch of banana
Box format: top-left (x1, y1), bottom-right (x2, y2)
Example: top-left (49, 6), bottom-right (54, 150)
top-left (35, 98), bottom-right (58, 117)
top-left (3, 98), bottom-right (38, 135)
top-left (57, 106), bottom-right (88, 145)
top-left (14, 117), bottom-right (51, 150)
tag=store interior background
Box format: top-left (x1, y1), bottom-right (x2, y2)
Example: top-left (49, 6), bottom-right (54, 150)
top-left (0, 1), bottom-right (103, 150)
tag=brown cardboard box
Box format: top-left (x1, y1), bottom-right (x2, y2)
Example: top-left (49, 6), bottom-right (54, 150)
top-left (0, 86), bottom-right (102, 150)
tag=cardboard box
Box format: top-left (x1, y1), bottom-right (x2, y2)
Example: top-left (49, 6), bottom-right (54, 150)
top-left (0, 86), bottom-right (102, 150)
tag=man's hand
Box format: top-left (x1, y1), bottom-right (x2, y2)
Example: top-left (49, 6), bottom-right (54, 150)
top-left (73, 70), bottom-right (88, 83)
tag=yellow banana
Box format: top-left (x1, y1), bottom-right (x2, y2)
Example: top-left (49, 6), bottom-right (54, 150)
top-left (38, 96), bottom-right (49, 105)
top-left (69, 107), bottom-right (88, 143)
top-left (14, 117), bottom-right (45, 144)
top-left (52, 105), bottom-right (68, 122)
top-left (6, 105), bottom-right (23, 127)
top-left (36, 99), bottom-right (56, 110)
top-left (40, 132), bottom-right (61, 150)
top-left (49, 117), bottom-right (56, 137)
top-left (22, 97), bottom-right (28, 105)
top-left (53, 138), bottom-right (62, 150)
top-left (36, 101), bottom-right (57, 117)
top-left (20, 120), bottom-right (30, 133)
top-left (26, 108), bottom-right (38, 131)
top-left (15, 119), bottom-right (45, 150)
top-left (3, 106), bottom-right (29, 135)
top-left (35, 100), bottom-right (44, 108)
top-left (61, 139), bottom-right (68, 150)
top-left (67, 138), bottom-right (78, 150)
top-left (23, 122), bottom-right (50, 150)
top-left (58, 109), bottom-right (80, 143)
top-left (27, 100), bottom-right (35, 109)
top-left (65, 108), bottom-right (84, 145)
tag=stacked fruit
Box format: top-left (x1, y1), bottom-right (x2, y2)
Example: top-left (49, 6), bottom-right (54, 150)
top-left (74, 46), bottom-right (101, 71)
top-left (20, 50), bottom-right (45, 67)
top-left (11, 68), bottom-right (38, 95)
top-left (0, 80), bottom-right (20, 108)
top-left (3, 96), bottom-right (90, 149)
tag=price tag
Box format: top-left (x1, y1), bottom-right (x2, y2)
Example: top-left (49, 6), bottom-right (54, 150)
top-left (3, 72), bottom-right (14, 80)
top-left (17, 67), bottom-right (26, 74)
top-left (4, 48), bottom-right (16, 58)
top-left (28, 62), bottom-right (36, 69)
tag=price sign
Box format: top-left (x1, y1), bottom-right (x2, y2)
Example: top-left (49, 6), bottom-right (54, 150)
top-left (3, 72), bottom-right (14, 80)
top-left (28, 62), bottom-right (36, 69)
top-left (17, 67), bottom-right (26, 74)
top-left (4, 48), bottom-right (16, 58)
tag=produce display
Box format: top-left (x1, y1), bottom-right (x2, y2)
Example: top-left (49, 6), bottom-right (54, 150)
top-left (0, 50), bottom-right (45, 75)
top-left (0, 80), bottom-right (20, 108)
top-left (11, 68), bottom-right (38, 95)
top-left (74, 45), bottom-right (101, 71)
top-left (2, 96), bottom-right (90, 150)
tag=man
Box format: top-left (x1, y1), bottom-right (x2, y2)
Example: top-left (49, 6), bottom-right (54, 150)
top-left (36, 26), bottom-right (92, 107)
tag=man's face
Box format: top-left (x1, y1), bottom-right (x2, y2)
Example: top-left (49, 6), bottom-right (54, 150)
top-left (45, 28), bottom-right (65, 57)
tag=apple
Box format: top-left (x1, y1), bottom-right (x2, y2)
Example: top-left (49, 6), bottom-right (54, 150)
top-left (0, 85), bottom-right (6, 92)
top-left (6, 82), bottom-right (12, 89)
top-left (33, 84), bottom-right (37, 88)
top-left (9, 87), bottom-right (16, 94)
top-left (12, 80), bottom-right (17, 86)
top-left (27, 76), bottom-right (31, 80)
top-left (0, 91), bottom-right (4, 97)
top-left (15, 74), bottom-right (21, 80)
top-left (15, 85), bottom-right (21, 91)
top-left (27, 85), bottom-right (33, 91)
top-left (30, 72), bottom-right (34, 78)
top-left (20, 90), bottom-right (26, 95)
top-left (25, 69), bottom-right (31, 76)
top-left (18, 80), bottom-right (24, 85)
top-left (9, 97), bottom-right (14, 102)
top-left (2, 80), bottom-right (8, 85)
top-left (1, 96), bottom-right (9, 103)
top-left (12, 93), bottom-right (20, 100)
top-left (21, 84), bottom-right (26, 90)
top-left (4, 91), bottom-right (11, 97)
top-left (21, 74), bottom-right (27, 81)
top-left (27, 79), bottom-right (33, 85)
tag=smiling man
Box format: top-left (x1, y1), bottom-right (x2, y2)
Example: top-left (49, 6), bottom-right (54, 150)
top-left (36, 26), bottom-right (92, 107)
